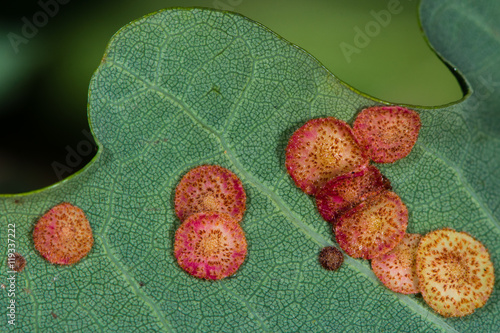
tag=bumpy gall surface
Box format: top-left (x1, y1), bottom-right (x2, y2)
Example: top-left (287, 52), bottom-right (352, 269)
top-left (353, 106), bottom-right (421, 163)
top-left (316, 165), bottom-right (391, 223)
top-left (174, 211), bottom-right (247, 280)
top-left (33, 203), bottom-right (93, 265)
top-left (318, 246), bottom-right (344, 271)
top-left (416, 228), bottom-right (495, 317)
top-left (7, 253), bottom-right (26, 272)
top-left (371, 233), bottom-right (422, 294)
top-left (335, 191), bottom-right (408, 259)
top-left (175, 165), bottom-right (246, 223)
top-left (285, 117), bottom-right (369, 195)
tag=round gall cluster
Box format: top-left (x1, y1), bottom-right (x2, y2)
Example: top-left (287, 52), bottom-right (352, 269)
top-left (316, 165), bottom-right (391, 224)
top-left (175, 165), bottom-right (246, 223)
top-left (285, 117), bottom-right (368, 195)
top-left (174, 165), bottom-right (248, 280)
top-left (285, 107), bottom-right (494, 317)
top-left (416, 228), bottom-right (494, 317)
top-left (371, 233), bottom-right (421, 294)
top-left (318, 246), bottom-right (344, 271)
top-left (335, 191), bottom-right (408, 260)
top-left (353, 106), bottom-right (421, 163)
top-left (33, 202), bottom-right (93, 265)
top-left (174, 212), bottom-right (247, 280)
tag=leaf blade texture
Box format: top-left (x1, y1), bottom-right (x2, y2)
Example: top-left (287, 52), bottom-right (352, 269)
top-left (1, 2), bottom-right (499, 332)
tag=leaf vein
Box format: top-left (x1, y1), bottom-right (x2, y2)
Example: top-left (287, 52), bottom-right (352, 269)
top-left (97, 234), bottom-right (174, 332)
top-left (418, 142), bottom-right (500, 230)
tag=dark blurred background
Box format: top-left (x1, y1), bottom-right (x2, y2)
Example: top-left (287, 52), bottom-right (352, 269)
top-left (0, 0), bottom-right (462, 194)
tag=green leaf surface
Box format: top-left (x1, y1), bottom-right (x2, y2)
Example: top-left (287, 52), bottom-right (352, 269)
top-left (1, 1), bottom-right (499, 332)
